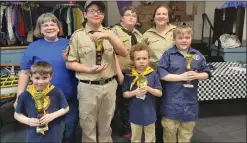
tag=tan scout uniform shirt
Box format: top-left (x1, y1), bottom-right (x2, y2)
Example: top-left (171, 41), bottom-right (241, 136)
top-left (67, 24), bottom-right (116, 81)
top-left (143, 24), bottom-right (176, 69)
top-left (112, 23), bottom-right (143, 72)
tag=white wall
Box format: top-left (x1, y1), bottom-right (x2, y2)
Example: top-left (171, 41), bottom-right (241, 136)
top-left (106, 1), bottom-right (121, 27)
top-left (191, 2), bottom-right (205, 40)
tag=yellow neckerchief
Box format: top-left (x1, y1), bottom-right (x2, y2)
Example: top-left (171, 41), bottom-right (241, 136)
top-left (129, 66), bottom-right (154, 90)
top-left (27, 83), bottom-right (54, 135)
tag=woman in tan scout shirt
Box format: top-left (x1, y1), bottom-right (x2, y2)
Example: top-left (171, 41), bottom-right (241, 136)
top-left (111, 6), bottom-right (143, 140)
top-left (144, 4), bottom-right (176, 70)
top-left (65, 1), bottom-right (128, 143)
top-left (143, 4), bottom-right (176, 143)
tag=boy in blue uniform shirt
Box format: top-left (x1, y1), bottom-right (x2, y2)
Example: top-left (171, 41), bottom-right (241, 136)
top-left (14, 61), bottom-right (69, 143)
top-left (122, 42), bottom-right (162, 143)
top-left (158, 25), bottom-right (211, 143)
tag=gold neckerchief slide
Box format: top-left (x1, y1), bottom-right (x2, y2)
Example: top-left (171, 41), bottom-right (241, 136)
top-left (27, 83), bottom-right (54, 135)
top-left (129, 66), bottom-right (154, 90)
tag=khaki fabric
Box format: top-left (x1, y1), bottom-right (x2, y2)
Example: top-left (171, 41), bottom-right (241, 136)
top-left (78, 79), bottom-right (118, 142)
top-left (161, 117), bottom-right (195, 143)
top-left (66, 24), bottom-right (117, 80)
top-left (131, 123), bottom-right (155, 143)
top-left (111, 23), bottom-right (143, 72)
top-left (143, 24), bottom-right (176, 70)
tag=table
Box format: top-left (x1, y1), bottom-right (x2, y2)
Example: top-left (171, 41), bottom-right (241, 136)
top-left (198, 62), bottom-right (246, 101)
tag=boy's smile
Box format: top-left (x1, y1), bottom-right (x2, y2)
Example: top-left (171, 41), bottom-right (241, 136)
top-left (175, 33), bottom-right (192, 51)
top-left (31, 73), bottom-right (52, 91)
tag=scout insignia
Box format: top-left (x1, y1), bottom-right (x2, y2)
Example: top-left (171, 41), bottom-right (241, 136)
top-left (194, 54), bottom-right (200, 60)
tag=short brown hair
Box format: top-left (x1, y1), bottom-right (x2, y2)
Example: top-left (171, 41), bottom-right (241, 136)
top-left (173, 25), bottom-right (193, 40)
top-left (120, 6), bottom-right (137, 17)
top-left (33, 13), bottom-right (63, 38)
top-left (130, 42), bottom-right (151, 61)
top-left (30, 61), bottom-right (52, 76)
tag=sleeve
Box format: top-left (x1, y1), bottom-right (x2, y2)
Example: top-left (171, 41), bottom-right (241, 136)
top-left (56, 88), bottom-right (69, 109)
top-left (111, 26), bottom-right (118, 36)
top-left (20, 47), bottom-right (33, 70)
top-left (152, 71), bottom-right (162, 90)
top-left (15, 93), bottom-right (26, 114)
top-left (122, 74), bottom-right (131, 93)
top-left (66, 33), bottom-right (80, 62)
top-left (199, 55), bottom-right (212, 79)
top-left (157, 52), bottom-right (170, 78)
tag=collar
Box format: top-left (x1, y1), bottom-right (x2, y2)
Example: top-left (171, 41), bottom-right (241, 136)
top-left (170, 46), bottom-right (197, 54)
top-left (147, 24), bottom-right (176, 34)
top-left (85, 23), bottom-right (104, 34)
top-left (118, 22), bottom-right (139, 35)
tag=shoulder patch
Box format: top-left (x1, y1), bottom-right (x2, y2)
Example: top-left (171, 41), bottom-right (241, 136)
top-left (194, 54), bottom-right (200, 60)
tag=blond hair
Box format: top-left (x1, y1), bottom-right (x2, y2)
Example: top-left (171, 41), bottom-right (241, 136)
top-left (130, 41), bottom-right (151, 61)
top-left (30, 61), bottom-right (52, 76)
top-left (173, 25), bottom-right (193, 40)
top-left (33, 13), bottom-right (63, 38)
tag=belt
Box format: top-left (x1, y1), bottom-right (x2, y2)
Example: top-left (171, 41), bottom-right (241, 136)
top-left (79, 76), bottom-right (116, 85)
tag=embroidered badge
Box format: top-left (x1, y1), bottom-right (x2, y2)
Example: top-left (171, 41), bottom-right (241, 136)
top-left (194, 54), bottom-right (200, 60)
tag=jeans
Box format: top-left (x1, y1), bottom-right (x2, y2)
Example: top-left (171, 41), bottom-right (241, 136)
top-left (62, 97), bottom-right (79, 143)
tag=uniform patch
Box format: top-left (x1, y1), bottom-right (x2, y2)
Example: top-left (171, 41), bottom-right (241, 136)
top-left (194, 54), bottom-right (200, 60)
top-left (113, 30), bottom-right (118, 36)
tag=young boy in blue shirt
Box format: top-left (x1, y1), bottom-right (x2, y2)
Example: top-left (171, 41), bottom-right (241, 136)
top-left (122, 42), bottom-right (162, 143)
top-left (14, 61), bottom-right (69, 143)
top-left (158, 25), bottom-right (211, 143)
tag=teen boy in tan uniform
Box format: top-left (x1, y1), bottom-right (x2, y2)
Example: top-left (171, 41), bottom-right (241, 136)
top-left (64, 1), bottom-right (128, 142)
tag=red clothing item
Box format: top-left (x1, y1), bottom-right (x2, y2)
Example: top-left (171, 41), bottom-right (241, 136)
top-left (17, 6), bottom-right (25, 36)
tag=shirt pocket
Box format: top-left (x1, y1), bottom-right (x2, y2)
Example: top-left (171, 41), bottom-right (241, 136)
top-left (78, 47), bottom-right (94, 64)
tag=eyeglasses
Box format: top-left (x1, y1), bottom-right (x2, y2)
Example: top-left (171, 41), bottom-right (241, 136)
top-left (123, 13), bottom-right (137, 18)
top-left (87, 9), bottom-right (104, 15)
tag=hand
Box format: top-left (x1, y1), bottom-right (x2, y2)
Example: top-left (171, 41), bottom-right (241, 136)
top-left (134, 87), bottom-right (147, 97)
top-left (90, 64), bottom-right (108, 74)
top-left (40, 113), bottom-right (55, 126)
top-left (90, 32), bottom-right (110, 42)
top-left (180, 71), bottom-right (198, 81)
top-left (139, 85), bottom-right (150, 93)
top-left (28, 118), bottom-right (40, 127)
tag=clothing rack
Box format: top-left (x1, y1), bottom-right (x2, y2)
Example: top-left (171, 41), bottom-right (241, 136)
top-left (55, 3), bottom-right (83, 11)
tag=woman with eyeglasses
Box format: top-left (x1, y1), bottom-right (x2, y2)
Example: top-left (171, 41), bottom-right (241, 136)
top-left (111, 6), bottom-right (143, 141)
top-left (64, 1), bottom-right (128, 142)
top-left (143, 4), bottom-right (176, 143)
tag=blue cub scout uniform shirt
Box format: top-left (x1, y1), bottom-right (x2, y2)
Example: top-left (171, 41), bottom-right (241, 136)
top-left (20, 38), bottom-right (77, 99)
top-left (122, 71), bottom-right (162, 126)
top-left (158, 46), bottom-right (211, 122)
top-left (15, 87), bottom-right (68, 143)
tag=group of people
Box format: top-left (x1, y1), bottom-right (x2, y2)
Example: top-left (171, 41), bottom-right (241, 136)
top-left (13, 1), bottom-right (211, 143)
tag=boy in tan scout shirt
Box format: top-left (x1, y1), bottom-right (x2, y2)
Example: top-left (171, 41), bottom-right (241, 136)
top-left (64, 1), bottom-right (128, 143)
top-left (111, 6), bottom-right (143, 140)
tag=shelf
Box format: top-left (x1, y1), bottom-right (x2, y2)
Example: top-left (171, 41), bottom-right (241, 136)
top-left (0, 46), bottom-right (27, 50)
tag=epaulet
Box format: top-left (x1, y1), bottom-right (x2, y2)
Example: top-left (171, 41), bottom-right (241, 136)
top-left (103, 27), bottom-right (111, 30)
top-left (73, 27), bottom-right (84, 34)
